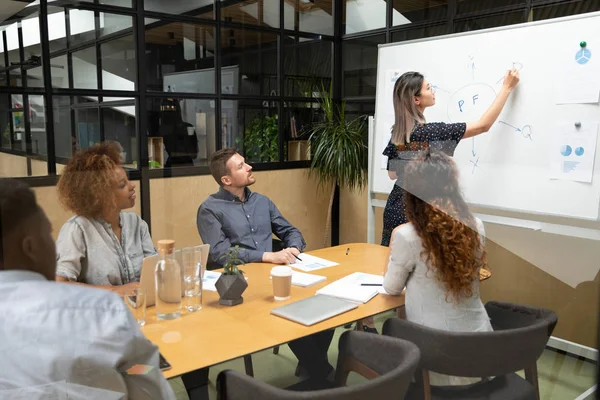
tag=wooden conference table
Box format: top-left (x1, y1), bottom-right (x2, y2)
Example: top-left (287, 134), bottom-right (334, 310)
top-left (141, 243), bottom-right (491, 379)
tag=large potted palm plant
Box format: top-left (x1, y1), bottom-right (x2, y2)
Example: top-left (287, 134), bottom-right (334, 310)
top-left (306, 86), bottom-right (368, 247)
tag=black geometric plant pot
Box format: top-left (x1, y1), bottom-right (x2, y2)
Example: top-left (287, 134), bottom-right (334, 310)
top-left (215, 273), bottom-right (248, 306)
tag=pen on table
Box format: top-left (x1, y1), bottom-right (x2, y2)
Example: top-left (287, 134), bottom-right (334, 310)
top-left (360, 283), bottom-right (383, 286)
top-left (345, 247), bottom-right (350, 255)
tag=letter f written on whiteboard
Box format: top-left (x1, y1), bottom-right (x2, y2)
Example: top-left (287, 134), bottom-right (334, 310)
top-left (472, 94), bottom-right (479, 104)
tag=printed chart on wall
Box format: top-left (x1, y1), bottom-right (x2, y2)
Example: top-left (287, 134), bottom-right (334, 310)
top-left (550, 122), bottom-right (599, 182)
top-left (373, 12), bottom-right (600, 220)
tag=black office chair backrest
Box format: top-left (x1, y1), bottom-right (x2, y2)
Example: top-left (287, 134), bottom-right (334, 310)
top-left (382, 302), bottom-right (557, 378)
top-left (217, 330), bottom-right (420, 400)
top-left (484, 301), bottom-right (558, 337)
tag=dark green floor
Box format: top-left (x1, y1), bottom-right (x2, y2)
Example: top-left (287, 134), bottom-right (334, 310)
top-left (169, 311), bottom-right (597, 400)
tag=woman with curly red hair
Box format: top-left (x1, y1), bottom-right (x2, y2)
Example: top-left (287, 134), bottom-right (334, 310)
top-left (383, 149), bottom-right (490, 386)
top-left (54, 142), bottom-right (156, 295)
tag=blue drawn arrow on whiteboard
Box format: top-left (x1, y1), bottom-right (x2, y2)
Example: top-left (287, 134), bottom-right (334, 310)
top-left (471, 138), bottom-right (476, 157)
top-left (498, 120), bottom-right (521, 132)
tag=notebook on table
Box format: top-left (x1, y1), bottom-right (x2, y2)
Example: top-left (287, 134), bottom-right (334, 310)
top-left (271, 294), bottom-right (358, 326)
top-left (316, 272), bottom-right (383, 304)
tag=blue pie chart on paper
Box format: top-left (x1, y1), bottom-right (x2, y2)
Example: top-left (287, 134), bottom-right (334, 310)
top-left (575, 146), bottom-right (585, 156)
top-left (560, 145), bottom-right (572, 156)
top-left (575, 48), bottom-right (592, 65)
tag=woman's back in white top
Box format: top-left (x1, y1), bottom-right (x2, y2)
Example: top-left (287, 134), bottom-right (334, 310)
top-left (383, 217), bottom-right (492, 385)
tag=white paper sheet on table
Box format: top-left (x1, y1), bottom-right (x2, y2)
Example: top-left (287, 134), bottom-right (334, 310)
top-left (316, 272), bottom-right (384, 303)
top-left (549, 121), bottom-right (599, 182)
top-left (290, 253), bottom-right (339, 272)
top-left (269, 271), bottom-right (327, 287)
top-left (202, 271), bottom-right (248, 292)
top-left (202, 270), bottom-right (222, 292)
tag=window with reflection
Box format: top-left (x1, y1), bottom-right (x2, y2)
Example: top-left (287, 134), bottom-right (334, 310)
top-left (221, 0), bottom-right (279, 29)
top-left (146, 21), bottom-right (215, 93)
top-left (47, 6), bottom-right (67, 53)
top-left (29, 95), bottom-right (47, 157)
top-left (5, 21), bottom-right (21, 68)
top-left (456, 0), bottom-right (523, 15)
top-left (225, 100), bottom-right (279, 163)
top-left (100, 35), bottom-right (136, 91)
top-left (283, 101), bottom-right (321, 162)
top-left (286, 0), bottom-right (333, 35)
top-left (0, 94), bottom-right (48, 177)
top-left (73, 98), bottom-right (101, 153)
top-left (67, 10), bottom-right (133, 47)
top-left (50, 54), bottom-right (69, 88)
top-left (54, 97), bottom-right (139, 167)
top-left (144, 0), bottom-right (214, 19)
top-left (52, 96), bottom-right (74, 162)
top-left (147, 97), bottom-right (216, 168)
top-left (0, 94), bottom-right (11, 150)
top-left (10, 94), bottom-right (26, 153)
top-left (391, 23), bottom-right (449, 42)
top-left (72, 46), bottom-right (98, 89)
top-left (344, 101), bottom-right (374, 122)
top-left (0, 7), bottom-right (49, 88)
top-left (531, 1), bottom-right (600, 21)
top-left (344, 0), bottom-right (385, 34)
top-left (99, 13), bottom-right (133, 38)
top-left (221, 28), bottom-right (278, 96)
top-left (21, 11), bottom-right (44, 88)
top-left (283, 36), bottom-right (331, 97)
top-left (343, 35), bottom-right (384, 97)
top-left (454, 11), bottom-right (525, 33)
top-left (0, 32), bottom-right (7, 87)
top-left (392, 0), bottom-right (448, 26)
top-left (69, 9), bottom-right (97, 46)
top-left (102, 98), bottom-right (137, 166)
top-left (76, 0), bottom-right (133, 7)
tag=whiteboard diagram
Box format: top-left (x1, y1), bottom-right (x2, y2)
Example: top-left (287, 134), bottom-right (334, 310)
top-left (373, 12), bottom-right (600, 220)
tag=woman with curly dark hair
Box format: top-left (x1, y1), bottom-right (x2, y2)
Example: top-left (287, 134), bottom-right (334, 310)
top-left (54, 142), bottom-right (156, 295)
top-left (383, 149), bottom-right (490, 386)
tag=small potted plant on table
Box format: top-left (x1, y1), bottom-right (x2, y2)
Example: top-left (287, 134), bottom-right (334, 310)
top-left (215, 246), bottom-right (248, 306)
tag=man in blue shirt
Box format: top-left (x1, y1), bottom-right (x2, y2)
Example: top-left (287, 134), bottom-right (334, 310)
top-left (197, 148), bottom-right (334, 381)
top-left (197, 148), bottom-right (306, 267)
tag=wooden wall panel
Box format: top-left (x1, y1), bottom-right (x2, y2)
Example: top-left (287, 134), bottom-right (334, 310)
top-left (0, 153), bottom-right (28, 177)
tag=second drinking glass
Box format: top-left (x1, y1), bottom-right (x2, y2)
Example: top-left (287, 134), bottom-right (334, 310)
top-left (182, 246), bottom-right (203, 312)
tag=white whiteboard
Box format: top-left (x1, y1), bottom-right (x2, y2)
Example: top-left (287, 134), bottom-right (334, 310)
top-left (373, 12), bottom-right (600, 220)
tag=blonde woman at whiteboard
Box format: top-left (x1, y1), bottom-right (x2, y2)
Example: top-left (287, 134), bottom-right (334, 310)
top-left (381, 68), bottom-right (520, 247)
top-left (358, 68), bottom-right (518, 335)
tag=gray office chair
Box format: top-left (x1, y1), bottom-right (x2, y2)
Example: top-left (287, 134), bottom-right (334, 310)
top-left (484, 301), bottom-right (558, 399)
top-left (382, 301), bottom-right (557, 400)
top-left (217, 330), bottom-right (420, 400)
